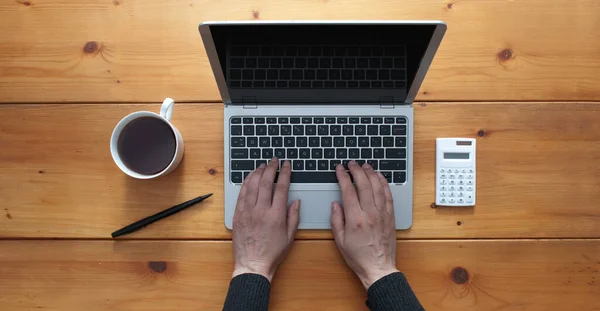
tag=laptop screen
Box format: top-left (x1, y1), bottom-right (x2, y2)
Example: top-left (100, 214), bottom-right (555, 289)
top-left (203, 23), bottom-right (442, 104)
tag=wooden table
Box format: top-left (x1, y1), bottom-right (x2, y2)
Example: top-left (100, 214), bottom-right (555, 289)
top-left (1, 0), bottom-right (599, 310)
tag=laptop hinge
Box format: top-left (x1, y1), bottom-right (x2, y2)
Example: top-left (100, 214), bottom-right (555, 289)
top-left (242, 97), bottom-right (257, 109)
top-left (379, 96), bottom-right (395, 109)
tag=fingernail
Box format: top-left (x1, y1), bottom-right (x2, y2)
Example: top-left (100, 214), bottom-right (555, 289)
top-left (272, 157), bottom-right (278, 162)
top-left (336, 164), bottom-right (344, 170)
top-left (283, 160), bottom-right (291, 167)
top-left (349, 160), bottom-right (357, 166)
top-left (363, 163), bottom-right (372, 169)
top-left (259, 163), bottom-right (266, 168)
top-left (377, 172), bottom-right (385, 179)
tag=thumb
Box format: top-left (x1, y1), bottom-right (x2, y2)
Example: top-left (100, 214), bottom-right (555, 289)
top-left (287, 200), bottom-right (301, 240)
top-left (330, 201), bottom-right (345, 241)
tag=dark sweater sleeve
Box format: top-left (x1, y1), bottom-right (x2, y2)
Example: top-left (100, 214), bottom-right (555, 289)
top-left (366, 272), bottom-right (425, 311)
top-left (223, 273), bottom-right (271, 311)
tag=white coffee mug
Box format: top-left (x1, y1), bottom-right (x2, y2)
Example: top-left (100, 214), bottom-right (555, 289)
top-left (110, 98), bottom-right (184, 179)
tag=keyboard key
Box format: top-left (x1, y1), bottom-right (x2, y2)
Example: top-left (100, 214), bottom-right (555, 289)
top-left (367, 159), bottom-right (378, 170)
top-left (306, 125), bottom-right (317, 135)
top-left (293, 160), bottom-right (304, 171)
top-left (381, 171), bottom-right (393, 183)
top-left (231, 160), bottom-right (254, 171)
top-left (393, 172), bottom-right (407, 183)
top-left (396, 117), bottom-right (407, 124)
top-left (231, 172), bottom-right (242, 184)
top-left (259, 137), bottom-right (270, 147)
top-left (318, 160), bottom-right (329, 170)
top-left (274, 148), bottom-right (285, 158)
top-left (373, 148), bottom-right (384, 159)
top-left (386, 148), bottom-right (406, 159)
top-left (299, 148), bottom-right (311, 159)
top-left (367, 125), bottom-right (378, 135)
top-left (231, 137), bottom-right (245, 147)
top-left (247, 137), bottom-right (258, 147)
top-left (337, 117), bottom-right (348, 124)
top-left (318, 125), bottom-right (329, 135)
top-left (268, 125), bottom-right (279, 135)
top-left (231, 125), bottom-right (242, 135)
top-left (278, 117), bottom-right (289, 124)
top-left (243, 171), bottom-right (251, 180)
top-left (231, 118), bottom-right (242, 124)
top-left (293, 125), bottom-right (304, 135)
top-left (361, 117), bottom-right (371, 124)
top-left (309, 137), bottom-right (320, 147)
top-left (324, 148), bottom-right (335, 159)
top-left (395, 137), bottom-right (406, 147)
top-left (355, 125), bottom-right (366, 136)
top-left (314, 117), bottom-right (324, 124)
top-left (256, 125), bottom-right (267, 136)
top-left (361, 148), bottom-right (372, 159)
top-left (250, 148), bottom-right (261, 159)
top-left (334, 137), bottom-right (345, 147)
top-left (379, 160), bottom-right (406, 170)
top-left (373, 117), bottom-right (383, 124)
top-left (290, 172), bottom-right (338, 183)
top-left (312, 148), bottom-right (323, 159)
top-left (358, 137), bottom-right (369, 147)
top-left (243, 117), bottom-right (253, 124)
top-left (384, 117), bottom-right (395, 124)
top-left (371, 137), bottom-right (382, 147)
top-left (383, 137), bottom-right (394, 147)
top-left (262, 148), bottom-right (274, 159)
top-left (346, 137), bottom-right (357, 147)
top-left (330, 160), bottom-right (341, 170)
top-left (290, 117), bottom-right (301, 124)
top-left (244, 125), bottom-right (254, 135)
top-left (349, 117), bottom-right (360, 124)
top-left (306, 160), bottom-right (317, 170)
top-left (231, 148), bottom-right (249, 159)
top-left (302, 117), bottom-right (312, 124)
top-left (336, 148), bottom-right (348, 158)
top-left (343, 125), bottom-right (353, 135)
top-left (356, 160), bottom-right (366, 166)
top-left (392, 125), bottom-right (407, 135)
top-left (255, 118), bottom-right (265, 124)
top-left (281, 125), bottom-right (292, 136)
top-left (297, 137), bottom-right (308, 147)
top-left (287, 149), bottom-right (298, 159)
top-left (284, 137), bottom-right (295, 147)
top-left (272, 137), bottom-right (283, 147)
top-left (342, 160), bottom-right (351, 169)
top-left (330, 125), bottom-right (341, 135)
top-left (349, 148), bottom-right (360, 159)
top-left (380, 125), bottom-right (391, 135)
top-left (325, 117), bottom-right (336, 124)
top-left (321, 137), bottom-right (333, 147)
top-left (267, 117), bottom-right (277, 124)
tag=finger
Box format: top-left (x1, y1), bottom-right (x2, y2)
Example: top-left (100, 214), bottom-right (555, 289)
top-left (286, 200), bottom-right (301, 240)
top-left (330, 201), bottom-right (345, 244)
top-left (335, 164), bottom-right (361, 218)
top-left (272, 160), bottom-right (292, 210)
top-left (348, 161), bottom-right (375, 210)
top-left (363, 163), bottom-right (385, 211)
top-left (256, 158), bottom-right (279, 208)
top-left (244, 163), bottom-right (267, 209)
top-left (377, 172), bottom-right (395, 216)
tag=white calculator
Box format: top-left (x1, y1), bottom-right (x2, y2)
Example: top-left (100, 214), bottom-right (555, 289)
top-left (436, 138), bottom-right (476, 206)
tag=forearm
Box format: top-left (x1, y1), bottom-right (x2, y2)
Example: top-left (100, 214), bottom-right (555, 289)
top-left (223, 273), bottom-right (271, 311)
top-left (366, 272), bottom-right (425, 311)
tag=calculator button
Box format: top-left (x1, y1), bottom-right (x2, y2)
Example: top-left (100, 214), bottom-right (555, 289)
top-left (467, 186), bottom-right (473, 191)
top-left (466, 194), bottom-right (474, 203)
top-left (468, 169), bottom-right (474, 174)
top-left (458, 198), bottom-right (465, 204)
top-left (458, 180), bottom-right (464, 185)
top-left (440, 191), bottom-right (447, 197)
top-left (461, 169), bottom-right (467, 173)
top-left (440, 169), bottom-right (446, 173)
top-left (458, 192), bottom-right (464, 197)
top-left (458, 186), bottom-right (464, 191)
top-left (449, 186), bottom-right (456, 191)
top-left (449, 198), bottom-right (456, 204)
top-left (467, 174), bottom-right (474, 179)
top-left (466, 180), bottom-right (473, 185)
top-left (458, 174), bottom-right (464, 179)
top-left (449, 180), bottom-right (456, 185)
top-left (453, 169), bottom-right (459, 174)
top-left (449, 174), bottom-right (455, 179)
top-left (440, 174), bottom-right (447, 179)
top-left (440, 186), bottom-right (447, 191)
top-left (440, 179), bottom-right (447, 185)
top-left (449, 192), bottom-right (455, 197)
top-left (440, 198), bottom-right (447, 204)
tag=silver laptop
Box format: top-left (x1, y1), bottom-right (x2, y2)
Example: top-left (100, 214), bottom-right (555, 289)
top-left (199, 21), bottom-right (446, 230)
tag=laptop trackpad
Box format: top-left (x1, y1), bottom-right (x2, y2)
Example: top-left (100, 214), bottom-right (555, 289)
top-left (287, 189), bottom-right (341, 229)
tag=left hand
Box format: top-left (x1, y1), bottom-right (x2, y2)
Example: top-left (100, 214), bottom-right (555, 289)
top-left (231, 158), bottom-right (301, 282)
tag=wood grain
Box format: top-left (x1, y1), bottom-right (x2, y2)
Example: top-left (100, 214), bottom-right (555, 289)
top-left (0, 240), bottom-right (598, 311)
top-left (1, 103), bottom-right (599, 239)
top-left (1, 0), bottom-right (600, 102)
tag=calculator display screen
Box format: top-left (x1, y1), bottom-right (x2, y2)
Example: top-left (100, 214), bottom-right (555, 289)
top-left (444, 152), bottom-right (469, 160)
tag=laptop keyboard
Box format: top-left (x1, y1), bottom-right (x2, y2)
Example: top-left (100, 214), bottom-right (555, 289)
top-left (228, 45), bottom-right (407, 89)
top-left (229, 116), bottom-right (408, 184)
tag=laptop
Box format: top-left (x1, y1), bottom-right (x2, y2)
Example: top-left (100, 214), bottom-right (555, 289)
top-left (199, 21), bottom-right (446, 230)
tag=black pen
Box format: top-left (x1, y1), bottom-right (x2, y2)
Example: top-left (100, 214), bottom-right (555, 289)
top-left (111, 193), bottom-right (213, 238)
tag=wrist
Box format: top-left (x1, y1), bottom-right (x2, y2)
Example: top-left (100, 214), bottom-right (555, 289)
top-left (232, 261), bottom-right (275, 282)
top-left (359, 268), bottom-right (400, 290)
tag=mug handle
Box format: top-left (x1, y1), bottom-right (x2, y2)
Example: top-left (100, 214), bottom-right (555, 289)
top-left (160, 97), bottom-right (175, 121)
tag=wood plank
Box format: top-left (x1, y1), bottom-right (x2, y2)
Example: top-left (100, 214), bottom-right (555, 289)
top-left (1, 103), bottom-right (599, 239)
top-left (1, 0), bottom-right (600, 102)
top-left (0, 240), bottom-right (598, 311)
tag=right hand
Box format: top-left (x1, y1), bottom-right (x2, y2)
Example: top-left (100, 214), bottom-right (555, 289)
top-left (331, 161), bottom-right (399, 290)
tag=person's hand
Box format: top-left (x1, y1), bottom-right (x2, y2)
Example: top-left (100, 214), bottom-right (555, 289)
top-left (231, 158), bottom-right (301, 282)
top-left (331, 161), bottom-right (399, 290)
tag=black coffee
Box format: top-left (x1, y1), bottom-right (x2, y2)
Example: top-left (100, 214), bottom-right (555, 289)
top-left (117, 116), bottom-right (177, 175)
